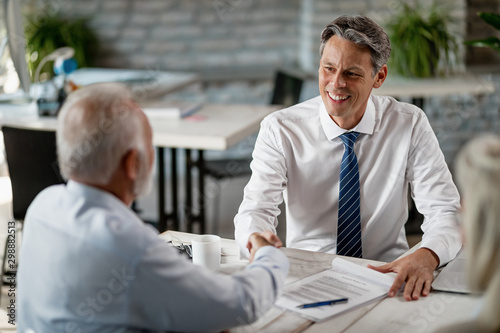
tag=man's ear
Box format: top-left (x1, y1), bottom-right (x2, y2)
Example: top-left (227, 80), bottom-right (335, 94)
top-left (373, 64), bottom-right (388, 89)
top-left (123, 149), bottom-right (139, 181)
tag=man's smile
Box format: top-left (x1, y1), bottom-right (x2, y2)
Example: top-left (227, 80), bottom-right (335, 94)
top-left (327, 91), bottom-right (350, 102)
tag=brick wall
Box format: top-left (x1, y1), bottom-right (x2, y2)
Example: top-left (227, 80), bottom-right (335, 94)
top-left (45, 0), bottom-right (302, 72)
top-left (23, 0), bottom-right (467, 74)
top-left (423, 73), bottom-right (500, 164)
top-left (17, 0), bottom-right (498, 166)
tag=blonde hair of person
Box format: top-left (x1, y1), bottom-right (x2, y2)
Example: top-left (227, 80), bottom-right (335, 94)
top-left (455, 134), bottom-right (500, 331)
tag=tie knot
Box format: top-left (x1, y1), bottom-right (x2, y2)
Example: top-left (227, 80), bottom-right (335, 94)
top-left (340, 132), bottom-right (359, 149)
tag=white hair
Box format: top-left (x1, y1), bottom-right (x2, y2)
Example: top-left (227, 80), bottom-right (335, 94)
top-left (455, 134), bottom-right (500, 329)
top-left (57, 83), bottom-right (146, 185)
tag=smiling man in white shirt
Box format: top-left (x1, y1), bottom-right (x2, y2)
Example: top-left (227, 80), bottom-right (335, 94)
top-left (234, 15), bottom-right (461, 302)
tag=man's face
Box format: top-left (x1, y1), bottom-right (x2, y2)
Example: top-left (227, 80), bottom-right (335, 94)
top-left (318, 35), bottom-right (386, 129)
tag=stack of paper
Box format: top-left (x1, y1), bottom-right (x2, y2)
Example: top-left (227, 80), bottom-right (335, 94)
top-left (140, 101), bottom-right (203, 119)
top-left (276, 258), bottom-right (396, 322)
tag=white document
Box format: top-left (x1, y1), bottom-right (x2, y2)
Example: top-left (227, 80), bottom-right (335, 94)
top-left (276, 258), bottom-right (395, 322)
top-left (432, 248), bottom-right (471, 294)
top-left (141, 101), bottom-right (203, 119)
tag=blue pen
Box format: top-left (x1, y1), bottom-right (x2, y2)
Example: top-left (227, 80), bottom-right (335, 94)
top-left (296, 297), bottom-right (349, 309)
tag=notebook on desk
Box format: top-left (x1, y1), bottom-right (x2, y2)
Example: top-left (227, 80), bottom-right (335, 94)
top-left (432, 247), bottom-right (470, 294)
top-left (140, 100), bottom-right (203, 119)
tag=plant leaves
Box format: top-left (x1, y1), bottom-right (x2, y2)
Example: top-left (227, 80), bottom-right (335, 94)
top-left (385, 0), bottom-right (459, 77)
top-left (24, 13), bottom-right (99, 81)
top-left (478, 12), bottom-right (500, 31)
top-left (465, 37), bottom-right (500, 52)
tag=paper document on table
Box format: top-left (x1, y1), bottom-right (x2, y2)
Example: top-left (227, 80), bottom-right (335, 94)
top-left (141, 101), bottom-right (203, 119)
top-left (432, 247), bottom-right (471, 294)
top-left (275, 258), bottom-right (395, 322)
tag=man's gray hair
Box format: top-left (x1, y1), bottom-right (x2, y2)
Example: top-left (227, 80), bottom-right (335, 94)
top-left (57, 83), bottom-right (146, 185)
top-left (319, 15), bottom-right (391, 76)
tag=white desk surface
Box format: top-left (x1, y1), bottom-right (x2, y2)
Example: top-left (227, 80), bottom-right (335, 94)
top-left (374, 73), bottom-right (495, 98)
top-left (0, 103), bottom-right (280, 151)
top-left (162, 231), bottom-right (482, 333)
top-left (149, 103), bottom-right (280, 150)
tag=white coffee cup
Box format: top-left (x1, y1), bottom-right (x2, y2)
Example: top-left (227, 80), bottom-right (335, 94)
top-left (191, 235), bottom-right (221, 272)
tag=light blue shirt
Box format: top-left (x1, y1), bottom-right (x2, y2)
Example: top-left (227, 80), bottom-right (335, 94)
top-left (18, 181), bottom-right (289, 332)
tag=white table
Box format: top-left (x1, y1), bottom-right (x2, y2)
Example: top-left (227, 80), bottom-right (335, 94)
top-left (0, 103), bottom-right (277, 149)
top-left (0, 103), bottom-right (280, 233)
top-left (1, 68), bottom-right (279, 232)
top-left (162, 231), bottom-right (482, 333)
top-left (375, 73), bottom-right (495, 98)
top-left (149, 104), bottom-right (278, 150)
top-left (149, 103), bottom-right (280, 232)
top-left (374, 73), bottom-right (495, 109)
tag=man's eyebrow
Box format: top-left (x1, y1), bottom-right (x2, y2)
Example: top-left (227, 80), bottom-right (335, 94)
top-left (320, 61), bottom-right (366, 73)
top-left (344, 65), bottom-right (366, 73)
top-left (320, 60), bottom-right (335, 66)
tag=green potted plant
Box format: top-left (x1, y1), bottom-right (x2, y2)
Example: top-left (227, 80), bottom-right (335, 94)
top-left (464, 12), bottom-right (500, 53)
top-left (25, 13), bottom-right (99, 81)
top-left (385, 1), bottom-right (460, 78)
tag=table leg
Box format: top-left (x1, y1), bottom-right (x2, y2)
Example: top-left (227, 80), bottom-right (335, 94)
top-left (184, 149), bottom-right (206, 233)
top-left (185, 149), bottom-right (193, 232)
top-left (157, 147), bottom-right (179, 233)
top-left (157, 147), bottom-right (166, 232)
top-left (171, 148), bottom-right (178, 230)
top-left (198, 150), bottom-right (206, 234)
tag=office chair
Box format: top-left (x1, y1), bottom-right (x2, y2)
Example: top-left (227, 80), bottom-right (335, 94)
top-left (270, 69), bottom-right (304, 107)
top-left (203, 70), bottom-right (304, 233)
top-left (1, 126), bottom-right (65, 286)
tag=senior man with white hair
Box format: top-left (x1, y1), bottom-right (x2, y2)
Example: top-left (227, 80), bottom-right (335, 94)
top-left (17, 83), bottom-right (289, 333)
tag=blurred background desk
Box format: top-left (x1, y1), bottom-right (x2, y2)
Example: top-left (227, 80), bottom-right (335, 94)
top-left (0, 102), bottom-right (279, 234)
top-left (374, 73), bottom-right (495, 109)
top-left (149, 103), bottom-right (280, 233)
top-left (162, 231), bottom-right (482, 333)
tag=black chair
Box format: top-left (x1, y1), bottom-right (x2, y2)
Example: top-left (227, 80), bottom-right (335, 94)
top-left (270, 69), bottom-right (304, 107)
top-left (203, 70), bottom-right (304, 232)
top-left (1, 126), bottom-right (65, 284)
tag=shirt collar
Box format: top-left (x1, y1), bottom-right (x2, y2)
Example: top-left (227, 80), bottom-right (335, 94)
top-left (67, 180), bottom-right (127, 209)
top-left (319, 95), bottom-right (376, 141)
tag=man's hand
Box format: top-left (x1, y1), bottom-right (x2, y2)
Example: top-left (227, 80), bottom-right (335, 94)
top-left (246, 232), bottom-right (283, 262)
top-left (259, 230), bottom-right (283, 248)
top-left (367, 248), bottom-right (439, 301)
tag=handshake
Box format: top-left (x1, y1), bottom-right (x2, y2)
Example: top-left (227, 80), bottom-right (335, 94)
top-left (246, 231), bottom-right (283, 262)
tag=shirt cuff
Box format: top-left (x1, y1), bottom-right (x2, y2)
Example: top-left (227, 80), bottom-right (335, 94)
top-left (251, 246), bottom-right (290, 273)
top-left (236, 231), bottom-right (252, 259)
top-left (420, 237), bottom-right (461, 267)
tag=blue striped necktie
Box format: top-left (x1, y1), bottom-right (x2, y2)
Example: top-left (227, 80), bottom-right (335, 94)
top-left (337, 132), bottom-right (362, 258)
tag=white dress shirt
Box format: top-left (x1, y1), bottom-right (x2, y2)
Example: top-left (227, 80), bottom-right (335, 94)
top-left (235, 94), bottom-right (461, 264)
top-left (18, 181), bottom-right (289, 333)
